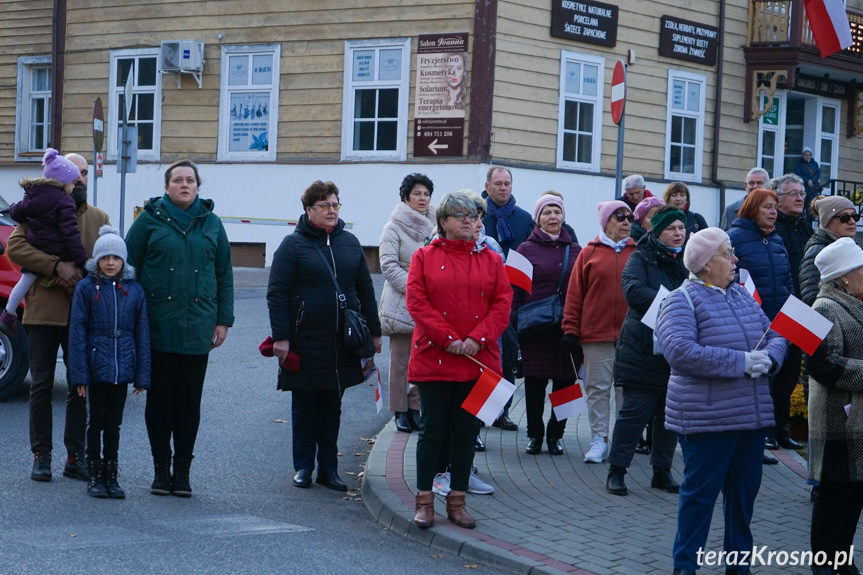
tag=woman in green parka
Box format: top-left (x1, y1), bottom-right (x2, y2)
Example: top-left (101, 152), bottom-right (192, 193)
top-left (126, 160), bottom-right (234, 498)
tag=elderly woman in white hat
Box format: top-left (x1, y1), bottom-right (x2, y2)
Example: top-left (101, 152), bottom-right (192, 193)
top-left (656, 227), bottom-right (786, 575)
top-left (808, 237), bottom-right (863, 575)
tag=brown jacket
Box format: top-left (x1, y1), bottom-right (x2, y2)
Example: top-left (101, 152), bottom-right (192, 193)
top-left (7, 203), bottom-right (110, 326)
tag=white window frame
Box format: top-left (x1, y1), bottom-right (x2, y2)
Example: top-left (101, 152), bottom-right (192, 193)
top-left (556, 50), bottom-right (604, 172)
top-left (341, 38), bottom-right (411, 161)
top-left (107, 48), bottom-right (162, 161)
top-left (817, 98), bottom-right (841, 182)
top-left (217, 44), bottom-right (281, 161)
top-left (15, 55), bottom-right (52, 161)
top-left (664, 70), bottom-right (707, 182)
top-left (757, 91), bottom-right (787, 179)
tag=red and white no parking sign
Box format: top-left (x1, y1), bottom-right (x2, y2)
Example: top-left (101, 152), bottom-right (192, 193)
top-left (611, 60), bottom-right (626, 125)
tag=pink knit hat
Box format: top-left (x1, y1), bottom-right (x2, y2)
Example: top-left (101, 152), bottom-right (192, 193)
top-left (633, 196), bottom-right (666, 224)
top-left (42, 148), bottom-right (80, 185)
top-left (683, 227), bottom-right (730, 273)
top-left (598, 200), bottom-right (631, 228)
top-left (533, 194), bottom-right (565, 222)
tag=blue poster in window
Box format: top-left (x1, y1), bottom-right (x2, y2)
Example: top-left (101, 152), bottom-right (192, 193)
top-left (229, 93), bottom-right (269, 152)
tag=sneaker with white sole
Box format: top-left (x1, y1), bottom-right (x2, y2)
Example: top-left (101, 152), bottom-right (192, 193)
top-left (467, 472), bottom-right (494, 495)
top-left (431, 472), bottom-right (451, 496)
top-left (584, 435), bottom-right (607, 464)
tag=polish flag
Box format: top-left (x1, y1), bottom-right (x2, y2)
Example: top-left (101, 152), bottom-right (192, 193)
top-left (505, 249), bottom-right (533, 294)
top-left (374, 376), bottom-right (383, 414)
top-left (770, 295), bottom-right (834, 355)
top-left (739, 269), bottom-right (762, 305)
top-left (549, 383), bottom-right (587, 422)
top-left (804, 0), bottom-right (853, 57)
top-left (462, 368), bottom-right (517, 426)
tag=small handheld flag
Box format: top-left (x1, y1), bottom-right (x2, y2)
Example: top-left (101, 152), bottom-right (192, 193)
top-left (770, 295), bottom-right (833, 354)
top-left (462, 368), bottom-right (517, 426)
top-left (739, 269), bottom-right (762, 305)
top-left (505, 249), bottom-right (534, 294)
top-left (549, 383), bottom-right (587, 422)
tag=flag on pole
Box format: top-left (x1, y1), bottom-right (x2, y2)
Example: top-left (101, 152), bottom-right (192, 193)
top-left (549, 383), bottom-right (587, 422)
top-left (739, 269), bottom-right (762, 305)
top-left (462, 368), bottom-right (517, 426)
top-left (804, 0), bottom-right (853, 57)
top-left (363, 358), bottom-right (383, 414)
top-left (375, 377), bottom-right (383, 414)
top-left (770, 295), bottom-right (834, 354)
top-left (505, 249), bottom-right (534, 294)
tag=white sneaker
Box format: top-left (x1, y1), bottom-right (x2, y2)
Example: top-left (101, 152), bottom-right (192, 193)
top-left (467, 471), bottom-right (495, 495)
top-left (584, 435), bottom-right (608, 464)
top-left (431, 472), bottom-right (451, 496)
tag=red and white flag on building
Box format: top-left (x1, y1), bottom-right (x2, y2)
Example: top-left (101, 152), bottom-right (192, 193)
top-left (804, 0), bottom-right (853, 57)
top-left (505, 249), bottom-right (533, 294)
top-left (770, 295), bottom-right (834, 355)
top-left (549, 383), bottom-right (587, 422)
top-left (462, 368), bottom-right (517, 426)
top-left (739, 269), bottom-right (762, 305)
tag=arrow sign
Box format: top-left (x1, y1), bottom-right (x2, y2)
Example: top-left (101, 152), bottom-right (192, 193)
top-left (428, 139), bottom-right (449, 155)
top-left (611, 60), bottom-right (626, 125)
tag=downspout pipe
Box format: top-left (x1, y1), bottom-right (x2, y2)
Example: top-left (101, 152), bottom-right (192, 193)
top-left (711, 0), bottom-right (727, 223)
top-left (51, 0), bottom-right (66, 150)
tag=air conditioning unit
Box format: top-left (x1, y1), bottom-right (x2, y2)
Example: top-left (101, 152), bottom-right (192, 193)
top-left (159, 40), bottom-right (204, 73)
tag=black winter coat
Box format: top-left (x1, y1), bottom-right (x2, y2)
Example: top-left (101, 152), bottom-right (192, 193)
top-left (613, 233), bottom-right (688, 390)
top-left (267, 215), bottom-right (381, 392)
top-left (683, 209), bottom-right (708, 237)
top-left (799, 228), bottom-right (836, 306)
top-left (774, 210), bottom-right (813, 297)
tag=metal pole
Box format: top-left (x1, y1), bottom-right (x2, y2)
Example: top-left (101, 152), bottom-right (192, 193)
top-left (92, 145), bottom-right (98, 207)
top-left (614, 111), bottom-right (625, 198)
top-left (119, 111), bottom-right (127, 235)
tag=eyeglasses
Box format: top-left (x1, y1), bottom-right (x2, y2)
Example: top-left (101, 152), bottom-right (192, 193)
top-left (778, 190), bottom-right (805, 198)
top-left (449, 212), bottom-right (479, 222)
top-left (314, 203), bottom-right (342, 211)
top-left (613, 212), bottom-right (634, 223)
top-left (715, 248), bottom-right (736, 260)
top-left (833, 213), bottom-right (862, 224)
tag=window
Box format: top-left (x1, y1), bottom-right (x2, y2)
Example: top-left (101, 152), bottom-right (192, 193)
top-left (757, 93), bottom-right (786, 179)
top-left (107, 49), bottom-right (162, 161)
top-left (15, 56), bottom-right (52, 160)
top-left (341, 38), bottom-right (411, 161)
top-left (218, 44), bottom-right (280, 161)
top-left (664, 71), bottom-right (706, 182)
top-left (556, 51), bottom-right (604, 172)
top-left (819, 102), bottom-right (840, 183)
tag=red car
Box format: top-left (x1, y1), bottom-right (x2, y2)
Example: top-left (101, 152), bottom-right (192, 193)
top-left (0, 195), bottom-right (31, 400)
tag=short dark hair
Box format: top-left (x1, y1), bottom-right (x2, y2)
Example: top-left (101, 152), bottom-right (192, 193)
top-left (301, 180), bottom-right (339, 209)
top-left (399, 173), bottom-right (434, 202)
top-left (164, 160), bottom-right (202, 187)
top-left (486, 165), bottom-right (512, 184)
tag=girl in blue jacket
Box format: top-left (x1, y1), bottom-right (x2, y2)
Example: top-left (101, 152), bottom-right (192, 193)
top-left (70, 226), bottom-right (150, 499)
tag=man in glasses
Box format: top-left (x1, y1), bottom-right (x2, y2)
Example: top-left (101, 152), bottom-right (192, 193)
top-left (720, 167), bottom-right (770, 231)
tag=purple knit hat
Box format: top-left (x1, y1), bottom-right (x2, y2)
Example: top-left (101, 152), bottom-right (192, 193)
top-left (683, 227), bottom-right (730, 273)
top-left (633, 196), bottom-right (666, 224)
top-left (598, 200), bottom-right (631, 229)
top-left (533, 194), bottom-right (565, 222)
top-left (42, 148), bottom-right (80, 185)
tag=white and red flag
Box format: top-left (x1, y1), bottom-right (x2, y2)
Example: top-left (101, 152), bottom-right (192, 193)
top-left (549, 383), bottom-right (587, 422)
top-left (505, 249), bottom-right (533, 294)
top-left (804, 0), bottom-right (853, 57)
top-left (374, 377), bottom-right (383, 414)
top-left (462, 368), bottom-right (516, 426)
top-left (739, 269), bottom-right (762, 305)
top-left (770, 295), bottom-right (834, 354)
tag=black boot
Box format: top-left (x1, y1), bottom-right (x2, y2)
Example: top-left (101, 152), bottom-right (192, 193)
top-left (63, 452), bottom-right (89, 481)
top-left (151, 456), bottom-right (171, 496)
top-left (172, 455), bottom-right (192, 497)
top-left (606, 465), bottom-right (628, 495)
top-left (651, 467), bottom-right (680, 494)
top-left (103, 460), bottom-right (125, 499)
top-left (777, 428), bottom-right (804, 450)
top-left (394, 412), bottom-right (412, 433)
top-left (86, 459), bottom-right (109, 498)
top-left (408, 409), bottom-right (422, 431)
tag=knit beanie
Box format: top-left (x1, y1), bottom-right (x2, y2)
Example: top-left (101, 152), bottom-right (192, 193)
top-left (650, 208), bottom-right (687, 236)
top-left (633, 197), bottom-right (665, 224)
top-left (92, 225), bottom-right (128, 266)
top-left (815, 195), bottom-right (856, 229)
top-left (42, 148), bottom-right (80, 185)
top-left (598, 200), bottom-right (631, 229)
top-left (815, 237), bottom-right (863, 282)
top-left (533, 194), bottom-right (565, 222)
top-left (683, 227), bottom-right (730, 274)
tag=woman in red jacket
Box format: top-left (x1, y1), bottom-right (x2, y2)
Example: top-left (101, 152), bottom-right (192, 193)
top-left (561, 200), bottom-right (636, 464)
top-left (407, 191), bottom-right (512, 530)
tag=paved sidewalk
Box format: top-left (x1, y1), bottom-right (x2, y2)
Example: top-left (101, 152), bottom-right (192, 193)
top-left (363, 381), bottom-right (851, 575)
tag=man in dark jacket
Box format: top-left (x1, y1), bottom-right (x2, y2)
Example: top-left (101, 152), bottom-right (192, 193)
top-left (720, 167), bottom-right (769, 230)
top-left (619, 174), bottom-right (651, 212)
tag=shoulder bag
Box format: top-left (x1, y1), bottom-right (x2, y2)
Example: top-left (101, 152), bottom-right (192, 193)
top-left (516, 244), bottom-right (570, 340)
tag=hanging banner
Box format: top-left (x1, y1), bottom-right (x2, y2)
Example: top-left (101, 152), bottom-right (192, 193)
top-left (413, 33), bottom-right (468, 157)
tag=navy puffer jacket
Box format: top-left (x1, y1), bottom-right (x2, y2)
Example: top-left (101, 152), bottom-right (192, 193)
top-left (69, 262), bottom-right (150, 388)
top-left (728, 218), bottom-right (794, 320)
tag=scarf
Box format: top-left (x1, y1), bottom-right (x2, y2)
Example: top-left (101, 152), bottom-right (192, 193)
top-left (689, 273), bottom-right (726, 294)
top-left (534, 227), bottom-right (560, 242)
top-left (485, 194), bottom-right (517, 245)
top-left (599, 230), bottom-right (630, 253)
top-left (162, 193), bottom-right (202, 231)
top-left (657, 239), bottom-right (683, 255)
top-left (759, 224), bottom-right (776, 236)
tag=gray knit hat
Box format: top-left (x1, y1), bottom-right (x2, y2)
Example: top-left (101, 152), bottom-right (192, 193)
top-left (92, 225), bottom-right (127, 265)
top-left (816, 195), bottom-right (855, 229)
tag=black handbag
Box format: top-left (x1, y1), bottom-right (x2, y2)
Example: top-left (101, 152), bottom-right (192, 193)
top-left (307, 240), bottom-right (376, 358)
top-left (515, 244), bottom-right (570, 340)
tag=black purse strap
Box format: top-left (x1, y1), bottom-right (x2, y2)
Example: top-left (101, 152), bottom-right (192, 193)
top-left (556, 244), bottom-right (571, 295)
top-left (305, 237), bottom-right (347, 310)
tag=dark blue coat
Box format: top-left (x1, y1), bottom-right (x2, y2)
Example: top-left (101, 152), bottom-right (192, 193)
top-left (480, 194), bottom-right (533, 256)
top-left (728, 218), bottom-right (794, 320)
top-left (69, 263), bottom-right (150, 388)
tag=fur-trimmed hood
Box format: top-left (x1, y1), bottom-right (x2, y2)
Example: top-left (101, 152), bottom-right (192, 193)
top-left (85, 259), bottom-right (137, 281)
top-left (19, 176), bottom-right (69, 190)
top-left (387, 201), bottom-right (436, 243)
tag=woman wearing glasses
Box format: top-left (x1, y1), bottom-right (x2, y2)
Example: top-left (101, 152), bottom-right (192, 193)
top-left (800, 195), bottom-right (859, 306)
top-left (407, 191), bottom-right (511, 530)
top-left (656, 228), bottom-right (786, 575)
top-left (267, 180), bottom-right (382, 493)
top-left (561, 201), bottom-right (636, 464)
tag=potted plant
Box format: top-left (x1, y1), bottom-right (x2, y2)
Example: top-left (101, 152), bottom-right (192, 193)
top-left (789, 382), bottom-right (808, 442)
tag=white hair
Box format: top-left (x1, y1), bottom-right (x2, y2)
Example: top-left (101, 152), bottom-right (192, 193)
top-left (623, 174), bottom-right (645, 190)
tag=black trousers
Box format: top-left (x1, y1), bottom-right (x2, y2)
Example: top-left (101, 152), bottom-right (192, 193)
top-left (811, 476), bottom-right (863, 571)
top-left (145, 351), bottom-right (208, 460)
top-left (86, 382), bottom-right (129, 461)
top-left (416, 381), bottom-right (476, 492)
top-left (608, 387), bottom-right (678, 470)
top-left (27, 325), bottom-right (86, 456)
top-left (524, 377), bottom-right (573, 440)
top-left (291, 389), bottom-right (342, 473)
top-left (772, 345), bottom-right (803, 434)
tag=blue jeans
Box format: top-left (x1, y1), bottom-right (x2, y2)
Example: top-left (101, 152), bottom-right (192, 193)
top-left (673, 429), bottom-right (765, 571)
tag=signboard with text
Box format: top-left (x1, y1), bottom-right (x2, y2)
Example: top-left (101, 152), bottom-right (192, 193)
top-left (551, 0), bottom-right (618, 48)
top-left (413, 33), bottom-right (468, 157)
top-left (777, 74), bottom-right (851, 99)
top-left (659, 16), bottom-right (719, 66)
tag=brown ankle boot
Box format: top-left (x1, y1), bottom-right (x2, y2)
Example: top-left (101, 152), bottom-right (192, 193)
top-left (414, 492), bottom-right (435, 528)
top-left (446, 494), bottom-right (476, 529)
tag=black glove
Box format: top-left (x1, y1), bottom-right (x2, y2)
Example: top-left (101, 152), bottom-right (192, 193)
top-left (560, 334), bottom-right (579, 355)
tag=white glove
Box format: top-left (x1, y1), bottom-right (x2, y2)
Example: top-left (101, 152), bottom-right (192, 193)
top-left (744, 351), bottom-right (771, 378)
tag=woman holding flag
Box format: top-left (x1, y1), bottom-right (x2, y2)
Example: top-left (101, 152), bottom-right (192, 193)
top-left (406, 191), bottom-right (512, 530)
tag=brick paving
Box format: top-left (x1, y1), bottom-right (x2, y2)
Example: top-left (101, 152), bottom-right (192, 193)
top-left (362, 381), bottom-right (860, 575)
